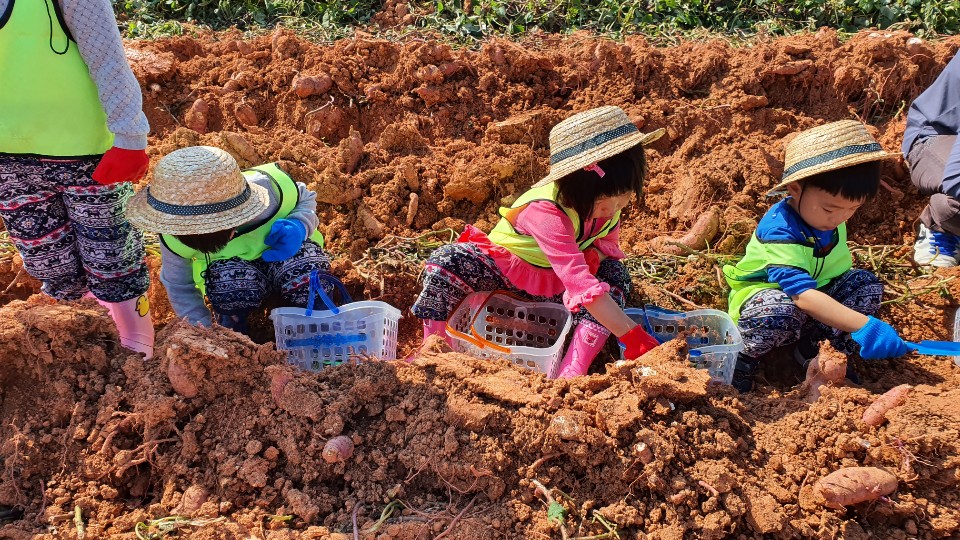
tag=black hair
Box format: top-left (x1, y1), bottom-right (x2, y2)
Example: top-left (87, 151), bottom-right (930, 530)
top-left (554, 145), bottom-right (648, 224)
top-left (798, 160), bottom-right (880, 201)
top-left (175, 228), bottom-right (235, 254)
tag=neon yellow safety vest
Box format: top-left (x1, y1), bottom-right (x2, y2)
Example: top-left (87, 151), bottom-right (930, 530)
top-left (487, 183), bottom-right (620, 268)
top-left (0, 0), bottom-right (113, 157)
top-left (161, 163), bottom-right (325, 295)
top-left (722, 224), bottom-right (852, 321)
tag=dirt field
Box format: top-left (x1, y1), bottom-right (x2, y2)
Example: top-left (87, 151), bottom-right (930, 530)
top-left (1, 27), bottom-right (960, 539)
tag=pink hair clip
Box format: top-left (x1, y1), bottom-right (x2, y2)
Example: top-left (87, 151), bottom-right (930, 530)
top-left (584, 162), bottom-right (606, 178)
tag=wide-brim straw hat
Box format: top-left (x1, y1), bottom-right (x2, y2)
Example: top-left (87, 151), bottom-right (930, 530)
top-left (768, 119), bottom-right (891, 194)
top-left (126, 146), bottom-right (270, 235)
top-left (532, 106), bottom-right (665, 188)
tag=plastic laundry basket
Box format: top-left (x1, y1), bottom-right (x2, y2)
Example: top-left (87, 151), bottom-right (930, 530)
top-left (953, 308), bottom-right (960, 368)
top-left (271, 271), bottom-right (401, 371)
top-left (446, 291), bottom-right (573, 378)
top-left (621, 305), bottom-right (742, 385)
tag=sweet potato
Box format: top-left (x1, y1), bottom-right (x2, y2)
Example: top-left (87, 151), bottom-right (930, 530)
top-left (292, 74), bottom-right (333, 98)
top-left (406, 192), bottom-right (419, 226)
top-left (166, 358), bottom-right (198, 398)
top-left (234, 103), bottom-right (259, 127)
top-left (220, 132), bottom-right (260, 165)
top-left (862, 384), bottom-right (912, 427)
top-left (813, 467), bottom-right (898, 509)
top-left (801, 347), bottom-right (847, 402)
top-left (184, 98), bottom-right (209, 134)
top-left (649, 206), bottom-right (721, 254)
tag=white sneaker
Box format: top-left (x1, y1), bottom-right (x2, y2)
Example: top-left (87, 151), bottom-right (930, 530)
top-left (914, 224), bottom-right (960, 267)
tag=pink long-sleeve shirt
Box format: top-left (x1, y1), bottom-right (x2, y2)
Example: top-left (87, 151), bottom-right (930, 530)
top-left (464, 201), bottom-right (626, 310)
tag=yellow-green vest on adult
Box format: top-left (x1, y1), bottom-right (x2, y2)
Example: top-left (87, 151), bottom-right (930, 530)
top-left (487, 183), bottom-right (620, 268)
top-left (0, 0), bottom-right (113, 157)
top-left (160, 164), bottom-right (324, 296)
top-left (722, 224), bottom-right (852, 321)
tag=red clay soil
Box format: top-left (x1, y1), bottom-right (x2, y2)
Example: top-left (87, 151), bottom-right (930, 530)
top-left (1, 27), bottom-right (960, 539)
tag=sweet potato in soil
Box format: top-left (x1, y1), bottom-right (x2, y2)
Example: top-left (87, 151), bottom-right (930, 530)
top-left (863, 384), bottom-right (913, 427)
top-left (1, 28), bottom-right (960, 539)
top-left (813, 467), bottom-right (899, 509)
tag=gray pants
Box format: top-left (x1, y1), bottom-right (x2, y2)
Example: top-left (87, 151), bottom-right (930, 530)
top-left (908, 135), bottom-right (960, 235)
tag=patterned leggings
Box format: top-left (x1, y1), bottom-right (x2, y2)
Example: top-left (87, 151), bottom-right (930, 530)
top-left (411, 242), bottom-right (632, 329)
top-left (0, 155), bottom-right (148, 302)
top-left (738, 269), bottom-right (883, 359)
top-left (204, 240), bottom-right (333, 316)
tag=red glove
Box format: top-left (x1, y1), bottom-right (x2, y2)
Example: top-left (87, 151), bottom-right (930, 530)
top-left (92, 147), bottom-right (149, 185)
top-left (620, 325), bottom-right (660, 360)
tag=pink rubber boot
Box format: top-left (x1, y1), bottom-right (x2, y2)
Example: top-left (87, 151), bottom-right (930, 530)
top-left (421, 319), bottom-right (453, 348)
top-left (85, 293), bottom-right (155, 359)
top-left (405, 319), bottom-right (453, 361)
top-left (554, 320), bottom-right (609, 379)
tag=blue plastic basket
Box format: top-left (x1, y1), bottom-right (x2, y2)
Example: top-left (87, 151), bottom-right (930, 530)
top-left (620, 305), bottom-right (742, 385)
top-left (270, 271), bottom-right (401, 371)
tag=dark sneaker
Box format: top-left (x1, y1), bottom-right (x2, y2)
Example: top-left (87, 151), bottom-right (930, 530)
top-left (731, 354), bottom-right (759, 393)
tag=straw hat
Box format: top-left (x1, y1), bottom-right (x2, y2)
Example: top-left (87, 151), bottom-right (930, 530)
top-left (126, 146), bottom-right (270, 235)
top-left (532, 106), bottom-right (665, 188)
top-left (768, 119), bottom-right (891, 194)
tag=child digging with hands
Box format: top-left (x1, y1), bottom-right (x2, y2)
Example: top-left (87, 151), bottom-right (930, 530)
top-left (412, 106), bottom-right (662, 377)
top-left (126, 146), bottom-right (337, 335)
top-left (723, 120), bottom-right (910, 393)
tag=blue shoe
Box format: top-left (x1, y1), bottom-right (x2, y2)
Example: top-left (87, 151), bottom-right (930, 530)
top-left (216, 310), bottom-right (252, 335)
top-left (914, 224), bottom-right (959, 267)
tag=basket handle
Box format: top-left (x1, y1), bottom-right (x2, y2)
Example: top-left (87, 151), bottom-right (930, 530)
top-left (466, 290), bottom-right (514, 354)
top-left (305, 270), bottom-right (353, 317)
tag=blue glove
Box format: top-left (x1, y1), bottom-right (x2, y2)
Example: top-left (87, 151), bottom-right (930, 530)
top-left (261, 219), bottom-right (307, 262)
top-left (851, 316), bottom-right (910, 360)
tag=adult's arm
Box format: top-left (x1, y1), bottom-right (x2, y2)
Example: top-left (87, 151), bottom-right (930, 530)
top-left (61, 0), bottom-right (150, 150)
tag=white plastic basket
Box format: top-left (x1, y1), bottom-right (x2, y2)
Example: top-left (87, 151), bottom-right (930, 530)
top-left (953, 308), bottom-right (960, 368)
top-left (446, 291), bottom-right (572, 378)
top-left (621, 306), bottom-right (742, 385)
top-left (270, 271), bottom-right (401, 371)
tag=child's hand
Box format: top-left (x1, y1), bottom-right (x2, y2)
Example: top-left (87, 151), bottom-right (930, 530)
top-left (851, 316), bottom-right (910, 360)
top-left (262, 219), bottom-right (307, 262)
top-left (619, 324), bottom-right (660, 360)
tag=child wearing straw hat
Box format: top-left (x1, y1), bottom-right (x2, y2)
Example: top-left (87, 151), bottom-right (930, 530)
top-left (723, 120), bottom-right (909, 393)
top-left (412, 106), bottom-right (663, 377)
top-left (126, 146), bottom-right (334, 334)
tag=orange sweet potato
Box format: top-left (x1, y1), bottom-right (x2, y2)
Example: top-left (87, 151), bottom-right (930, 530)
top-left (184, 98), bottom-right (209, 134)
top-left (649, 206), bottom-right (721, 255)
top-left (813, 467), bottom-right (898, 509)
top-left (292, 74), bottom-right (333, 98)
top-left (862, 384), bottom-right (912, 427)
top-left (234, 103), bottom-right (259, 127)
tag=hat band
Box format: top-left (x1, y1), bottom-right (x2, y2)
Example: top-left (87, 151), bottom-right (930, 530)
top-left (550, 123), bottom-right (639, 165)
top-left (782, 143), bottom-right (883, 179)
top-left (146, 185), bottom-right (252, 216)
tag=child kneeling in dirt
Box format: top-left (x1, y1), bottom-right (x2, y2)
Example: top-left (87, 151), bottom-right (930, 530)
top-left (126, 146), bottom-right (335, 334)
top-left (412, 106), bottom-right (662, 377)
top-left (723, 120), bottom-right (909, 393)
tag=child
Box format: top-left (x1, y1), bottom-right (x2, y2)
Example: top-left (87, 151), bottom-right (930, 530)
top-left (412, 106), bottom-right (661, 377)
top-left (125, 146), bottom-right (335, 334)
top-left (903, 53), bottom-right (960, 267)
top-left (723, 120), bottom-right (909, 393)
top-left (0, 0), bottom-right (153, 357)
